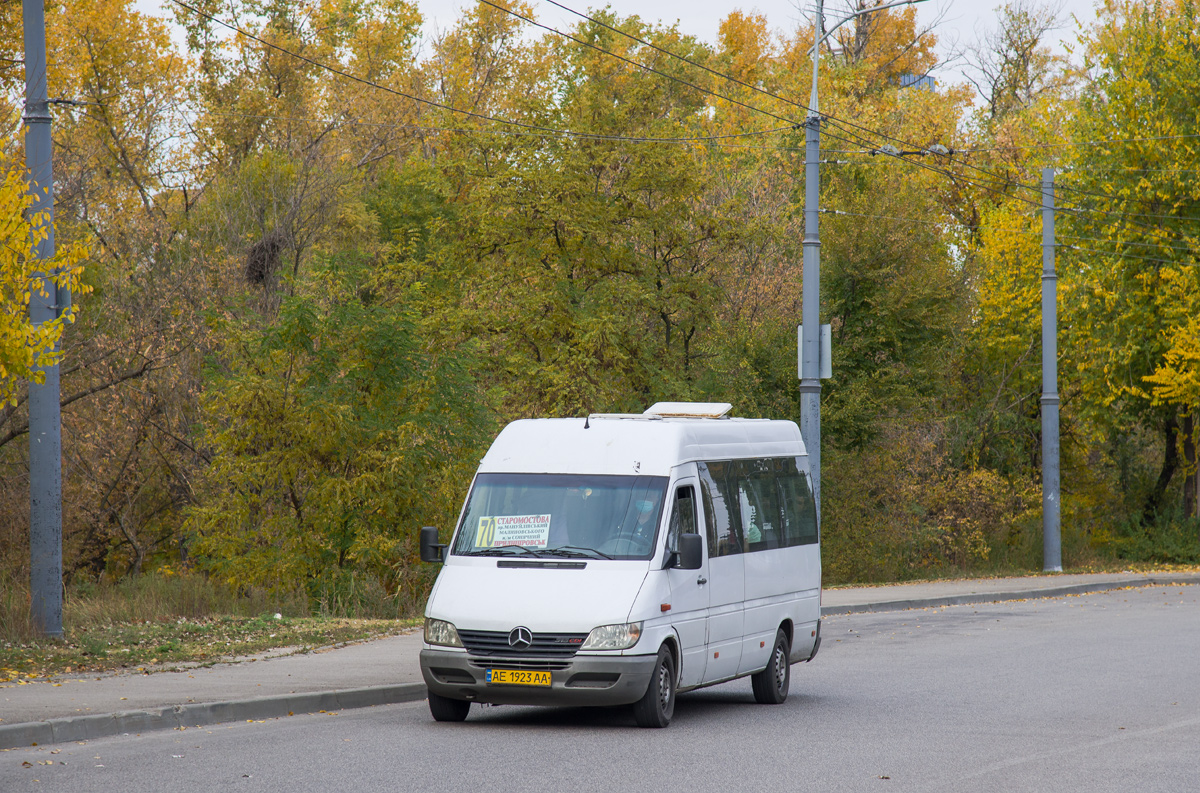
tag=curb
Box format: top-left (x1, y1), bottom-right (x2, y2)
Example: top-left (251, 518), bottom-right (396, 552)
top-left (5, 575), bottom-right (1198, 750)
top-left (0, 682), bottom-right (427, 751)
top-left (819, 574), bottom-right (1200, 617)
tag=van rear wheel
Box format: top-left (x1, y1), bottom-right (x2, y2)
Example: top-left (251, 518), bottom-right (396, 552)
top-left (632, 647), bottom-right (676, 728)
top-left (751, 629), bottom-right (791, 705)
top-left (428, 690), bottom-right (470, 722)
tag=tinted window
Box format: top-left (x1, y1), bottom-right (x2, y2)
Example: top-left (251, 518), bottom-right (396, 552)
top-left (698, 462), bottom-right (742, 556)
top-left (734, 459), bottom-right (782, 552)
top-left (779, 461), bottom-right (819, 546)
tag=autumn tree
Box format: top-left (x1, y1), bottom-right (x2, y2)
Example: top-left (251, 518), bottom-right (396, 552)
top-left (1061, 0), bottom-right (1200, 522)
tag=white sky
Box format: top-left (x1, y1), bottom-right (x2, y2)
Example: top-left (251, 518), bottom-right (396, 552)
top-left (137, 0), bottom-right (1104, 92)
top-left (415, 0), bottom-right (1104, 74)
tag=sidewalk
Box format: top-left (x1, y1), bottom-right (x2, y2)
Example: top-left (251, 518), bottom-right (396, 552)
top-left (3, 570), bottom-right (1198, 749)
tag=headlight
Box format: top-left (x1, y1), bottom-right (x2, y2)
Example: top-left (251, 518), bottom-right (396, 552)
top-left (580, 622), bottom-right (642, 651)
top-left (424, 618), bottom-right (463, 647)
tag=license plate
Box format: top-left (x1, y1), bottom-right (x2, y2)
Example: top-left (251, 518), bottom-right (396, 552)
top-left (486, 669), bottom-right (551, 686)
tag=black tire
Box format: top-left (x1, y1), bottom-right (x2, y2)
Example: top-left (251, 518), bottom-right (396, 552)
top-left (751, 629), bottom-right (791, 705)
top-left (427, 690), bottom-right (471, 722)
top-left (632, 647), bottom-right (676, 728)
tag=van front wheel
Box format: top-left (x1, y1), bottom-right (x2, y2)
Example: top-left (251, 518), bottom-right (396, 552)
top-left (427, 690), bottom-right (470, 722)
top-left (632, 647), bottom-right (676, 728)
top-left (751, 629), bottom-right (791, 705)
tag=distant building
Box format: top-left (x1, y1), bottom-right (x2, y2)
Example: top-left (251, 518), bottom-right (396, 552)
top-left (899, 73), bottom-right (936, 91)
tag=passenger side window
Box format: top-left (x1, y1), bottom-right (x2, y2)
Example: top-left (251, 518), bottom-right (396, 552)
top-left (698, 462), bottom-right (742, 556)
top-left (666, 485), bottom-right (698, 554)
top-left (778, 461), bottom-right (819, 546)
top-left (735, 459), bottom-right (782, 552)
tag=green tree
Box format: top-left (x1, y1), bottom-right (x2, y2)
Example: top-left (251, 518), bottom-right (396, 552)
top-left (1062, 0), bottom-right (1200, 521)
top-left (187, 258), bottom-right (490, 606)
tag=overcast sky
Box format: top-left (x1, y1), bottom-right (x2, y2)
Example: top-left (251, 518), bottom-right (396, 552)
top-left (136, 0), bottom-right (1104, 92)
top-left (414, 0), bottom-right (1104, 84)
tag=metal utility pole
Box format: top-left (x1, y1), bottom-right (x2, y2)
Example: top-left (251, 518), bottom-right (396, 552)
top-left (1041, 168), bottom-right (1062, 572)
top-left (24, 0), bottom-right (65, 636)
top-left (799, 0), bottom-right (928, 520)
top-left (799, 0), bottom-right (823, 516)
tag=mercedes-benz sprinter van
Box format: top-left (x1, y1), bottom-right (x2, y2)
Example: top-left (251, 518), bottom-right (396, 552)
top-left (418, 402), bottom-right (821, 728)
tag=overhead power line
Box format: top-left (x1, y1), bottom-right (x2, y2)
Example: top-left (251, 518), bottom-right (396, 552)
top-left (821, 118), bottom-right (1198, 235)
top-left (1058, 233), bottom-right (1197, 254)
top-left (959, 133), bottom-right (1200, 154)
top-left (167, 0), bottom-right (790, 145)
top-left (821, 208), bottom-right (949, 226)
top-left (478, 0), bottom-right (801, 128)
top-left (198, 109), bottom-right (794, 144)
top-left (1063, 245), bottom-right (1190, 268)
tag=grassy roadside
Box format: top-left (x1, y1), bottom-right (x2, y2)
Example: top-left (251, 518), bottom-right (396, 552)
top-left (1, 611), bottom-right (417, 681)
top-left (0, 615), bottom-right (416, 682)
top-left (1, 572), bottom-right (419, 681)
top-left (5, 560), bottom-right (1196, 681)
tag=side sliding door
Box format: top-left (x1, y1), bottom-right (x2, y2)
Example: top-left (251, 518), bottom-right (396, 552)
top-left (697, 462), bottom-right (744, 684)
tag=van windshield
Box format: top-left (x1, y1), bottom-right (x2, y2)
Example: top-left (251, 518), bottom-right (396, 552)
top-left (452, 473), bottom-right (669, 560)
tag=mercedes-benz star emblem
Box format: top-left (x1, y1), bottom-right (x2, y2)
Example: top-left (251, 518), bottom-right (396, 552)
top-left (508, 626), bottom-right (533, 650)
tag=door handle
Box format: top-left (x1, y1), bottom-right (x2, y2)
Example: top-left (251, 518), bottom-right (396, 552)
top-left (697, 576), bottom-right (707, 585)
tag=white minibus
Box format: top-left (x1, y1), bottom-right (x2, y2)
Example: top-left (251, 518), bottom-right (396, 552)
top-left (418, 402), bottom-right (821, 727)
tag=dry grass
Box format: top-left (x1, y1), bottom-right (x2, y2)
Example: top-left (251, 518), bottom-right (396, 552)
top-left (0, 571), bottom-right (414, 678)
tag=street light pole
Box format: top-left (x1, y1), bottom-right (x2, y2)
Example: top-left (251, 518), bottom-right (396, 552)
top-left (800, 1), bottom-right (823, 515)
top-left (800, 0), bottom-right (929, 522)
top-left (24, 0), bottom-right (64, 637)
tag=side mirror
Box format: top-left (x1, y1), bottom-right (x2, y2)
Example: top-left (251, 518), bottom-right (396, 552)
top-left (675, 533), bottom-right (702, 570)
top-left (419, 526), bottom-right (447, 563)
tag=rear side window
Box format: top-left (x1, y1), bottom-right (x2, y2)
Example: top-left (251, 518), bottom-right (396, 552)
top-left (700, 457), bottom-right (818, 553)
top-left (778, 461), bottom-right (819, 546)
top-left (698, 462), bottom-right (742, 556)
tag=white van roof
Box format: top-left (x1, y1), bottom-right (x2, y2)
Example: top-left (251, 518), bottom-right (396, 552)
top-left (478, 410), bottom-right (806, 477)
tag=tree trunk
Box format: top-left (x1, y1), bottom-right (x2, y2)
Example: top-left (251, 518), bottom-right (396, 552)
top-left (1184, 411), bottom-right (1197, 520)
top-left (1144, 410), bottom-right (1179, 525)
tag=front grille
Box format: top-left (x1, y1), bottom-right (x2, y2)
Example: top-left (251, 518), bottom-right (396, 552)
top-left (458, 629), bottom-right (588, 658)
top-left (467, 657), bottom-right (571, 671)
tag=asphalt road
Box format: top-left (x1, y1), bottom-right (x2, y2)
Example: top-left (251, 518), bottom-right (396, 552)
top-left (4, 585), bottom-right (1198, 792)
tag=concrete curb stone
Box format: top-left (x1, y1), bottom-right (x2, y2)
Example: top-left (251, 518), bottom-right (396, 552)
top-left (819, 573), bottom-right (1200, 616)
top-left (4, 574), bottom-right (1198, 751)
top-left (0, 682), bottom-right (427, 751)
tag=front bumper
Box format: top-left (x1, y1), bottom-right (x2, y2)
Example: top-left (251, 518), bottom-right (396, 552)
top-left (420, 648), bottom-right (657, 707)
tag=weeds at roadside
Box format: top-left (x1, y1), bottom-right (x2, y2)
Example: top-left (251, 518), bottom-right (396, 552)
top-left (0, 572), bottom-right (417, 679)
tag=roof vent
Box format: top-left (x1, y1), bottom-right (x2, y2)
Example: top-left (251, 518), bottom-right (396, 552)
top-left (643, 402), bottom-right (733, 419)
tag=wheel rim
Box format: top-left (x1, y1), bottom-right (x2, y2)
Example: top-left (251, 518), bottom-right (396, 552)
top-left (658, 661), bottom-right (672, 710)
top-left (774, 645), bottom-right (787, 691)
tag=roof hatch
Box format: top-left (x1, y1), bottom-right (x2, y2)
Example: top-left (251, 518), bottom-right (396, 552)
top-left (643, 402), bottom-right (733, 419)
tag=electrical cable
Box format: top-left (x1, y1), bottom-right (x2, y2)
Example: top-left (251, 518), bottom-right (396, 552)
top-left (959, 133), bottom-right (1200, 154)
top-left (542, 0), bottom-right (811, 114)
top-left (1062, 245), bottom-right (1190, 267)
top-left (547, 0), bottom-right (1200, 233)
top-left (168, 0), bottom-right (792, 145)
top-left (197, 108), bottom-right (795, 144)
top-left (822, 117), bottom-right (1193, 234)
top-left (479, 0), bottom-right (801, 129)
top-left (1058, 234), bottom-right (1197, 254)
top-left (820, 208), bottom-right (950, 225)
top-left (172, 0), bottom-right (1199, 237)
top-left (1053, 181), bottom-right (1200, 223)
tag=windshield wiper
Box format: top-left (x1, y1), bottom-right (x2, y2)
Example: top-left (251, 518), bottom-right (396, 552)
top-left (461, 545), bottom-right (540, 557)
top-left (541, 546), bottom-right (613, 560)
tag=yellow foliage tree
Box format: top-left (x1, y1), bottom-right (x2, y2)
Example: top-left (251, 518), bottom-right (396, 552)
top-left (0, 156), bottom-right (88, 406)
